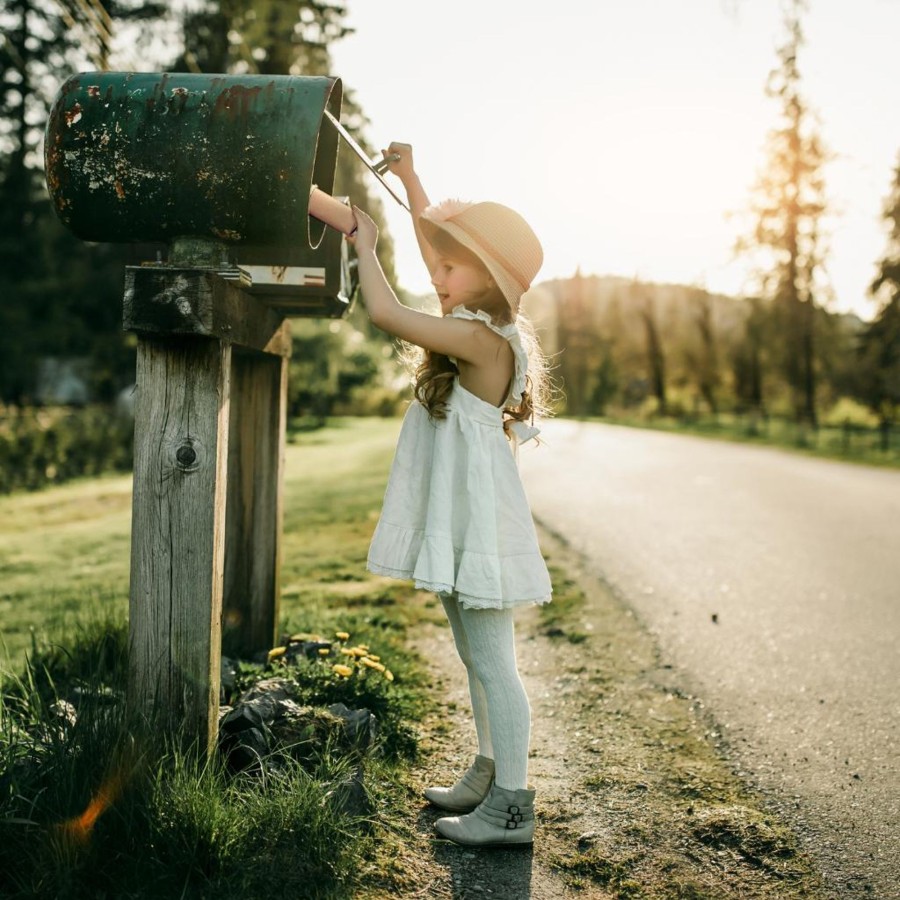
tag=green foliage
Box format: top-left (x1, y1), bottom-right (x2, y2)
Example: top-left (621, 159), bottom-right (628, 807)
top-left (288, 304), bottom-right (407, 423)
top-left (0, 0), bottom-right (165, 404)
top-left (855, 152), bottom-right (900, 422)
top-left (821, 397), bottom-right (880, 428)
top-left (855, 296), bottom-right (900, 421)
top-left (0, 404), bottom-right (134, 494)
top-left (534, 271), bottom-right (884, 440)
top-left (175, 0), bottom-right (350, 78)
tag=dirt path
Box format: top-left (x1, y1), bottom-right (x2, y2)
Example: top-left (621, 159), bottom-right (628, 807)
top-left (385, 527), bottom-right (830, 900)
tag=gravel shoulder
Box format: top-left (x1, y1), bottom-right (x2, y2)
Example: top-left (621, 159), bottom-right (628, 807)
top-left (373, 526), bottom-right (831, 900)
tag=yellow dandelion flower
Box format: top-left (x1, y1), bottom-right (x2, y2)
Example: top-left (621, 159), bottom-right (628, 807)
top-left (349, 647), bottom-right (368, 657)
top-left (335, 631), bottom-right (350, 641)
top-left (267, 646), bottom-right (286, 662)
top-left (361, 657), bottom-right (386, 672)
top-left (384, 670), bottom-right (394, 682)
top-left (332, 664), bottom-right (353, 677)
top-left (317, 648), bottom-right (330, 656)
top-left (367, 655), bottom-right (380, 662)
top-left (341, 648), bottom-right (356, 657)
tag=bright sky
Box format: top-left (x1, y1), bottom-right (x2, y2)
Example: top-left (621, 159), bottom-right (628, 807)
top-left (330, 0), bottom-right (900, 321)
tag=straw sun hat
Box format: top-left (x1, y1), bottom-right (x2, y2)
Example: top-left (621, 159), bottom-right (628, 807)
top-left (419, 200), bottom-right (543, 309)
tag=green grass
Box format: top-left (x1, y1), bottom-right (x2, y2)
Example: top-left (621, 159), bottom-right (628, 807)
top-left (0, 473), bottom-right (134, 672)
top-left (590, 410), bottom-right (900, 468)
top-left (537, 563), bottom-right (591, 644)
top-left (0, 416), bottom-right (438, 899)
top-left (0, 418), bottom-right (410, 677)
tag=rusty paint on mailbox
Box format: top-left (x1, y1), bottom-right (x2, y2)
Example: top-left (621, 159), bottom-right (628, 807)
top-left (45, 72), bottom-right (342, 250)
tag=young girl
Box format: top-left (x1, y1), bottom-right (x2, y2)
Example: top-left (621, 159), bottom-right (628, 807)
top-left (327, 142), bottom-right (552, 847)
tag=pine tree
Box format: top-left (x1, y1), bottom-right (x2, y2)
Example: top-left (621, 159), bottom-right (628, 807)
top-left (0, 0), bottom-right (166, 403)
top-left (737, 0), bottom-right (828, 426)
top-left (684, 288), bottom-right (720, 415)
top-left (731, 297), bottom-right (768, 416)
top-left (638, 289), bottom-right (667, 416)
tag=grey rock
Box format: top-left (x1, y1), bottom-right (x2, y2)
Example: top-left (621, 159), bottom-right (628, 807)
top-left (239, 677), bottom-right (294, 705)
top-left (220, 703), bottom-right (267, 735)
top-left (329, 763), bottom-right (372, 818)
top-left (225, 726), bottom-right (268, 772)
top-left (328, 702), bottom-right (379, 749)
top-left (218, 676), bottom-right (380, 776)
top-left (220, 656), bottom-right (238, 697)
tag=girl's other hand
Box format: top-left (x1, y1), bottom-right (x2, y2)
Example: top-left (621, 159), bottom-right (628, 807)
top-left (348, 206), bottom-right (378, 254)
top-left (382, 141), bottom-right (415, 182)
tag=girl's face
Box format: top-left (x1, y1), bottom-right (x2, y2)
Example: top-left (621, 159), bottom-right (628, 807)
top-left (432, 255), bottom-right (493, 316)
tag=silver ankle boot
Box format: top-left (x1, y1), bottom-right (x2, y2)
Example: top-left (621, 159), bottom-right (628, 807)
top-left (434, 783), bottom-right (535, 847)
top-left (424, 754), bottom-right (495, 813)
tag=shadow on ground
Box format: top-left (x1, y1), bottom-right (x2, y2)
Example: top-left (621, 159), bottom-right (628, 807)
top-left (420, 805), bottom-right (535, 899)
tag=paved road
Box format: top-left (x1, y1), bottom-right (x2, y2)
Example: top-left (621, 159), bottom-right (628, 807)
top-left (519, 420), bottom-right (900, 899)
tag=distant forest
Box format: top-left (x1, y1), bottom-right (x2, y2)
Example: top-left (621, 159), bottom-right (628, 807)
top-left (524, 273), bottom-right (870, 423)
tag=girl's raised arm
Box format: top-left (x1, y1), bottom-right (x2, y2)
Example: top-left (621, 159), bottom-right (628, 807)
top-left (381, 142), bottom-right (438, 276)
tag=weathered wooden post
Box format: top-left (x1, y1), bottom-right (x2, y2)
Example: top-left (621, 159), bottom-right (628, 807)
top-left (45, 72), bottom-right (354, 753)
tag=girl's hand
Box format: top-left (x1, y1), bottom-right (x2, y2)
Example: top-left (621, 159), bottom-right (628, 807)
top-left (381, 141), bottom-right (415, 183)
top-left (348, 206), bottom-right (378, 254)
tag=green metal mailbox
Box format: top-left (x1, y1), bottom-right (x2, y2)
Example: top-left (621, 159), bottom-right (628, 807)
top-left (45, 71), bottom-right (353, 313)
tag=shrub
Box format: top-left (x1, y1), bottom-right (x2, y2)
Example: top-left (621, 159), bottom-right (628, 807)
top-left (0, 404), bottom-right (133, 494)
top-left (822, 397), bottom-right (881, 428)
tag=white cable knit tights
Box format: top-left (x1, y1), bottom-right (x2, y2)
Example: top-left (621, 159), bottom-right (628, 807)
top-left (440, 595), bottom-right (531, 791)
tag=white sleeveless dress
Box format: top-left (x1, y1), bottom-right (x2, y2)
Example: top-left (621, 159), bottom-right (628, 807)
top-left (366, 306), bottom-right (552, 610)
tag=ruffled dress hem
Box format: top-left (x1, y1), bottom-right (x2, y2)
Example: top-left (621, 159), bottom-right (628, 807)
top-left (368, 517), bottom-right (552, 610)
top-left (366, 560), bottom-right (552, 610)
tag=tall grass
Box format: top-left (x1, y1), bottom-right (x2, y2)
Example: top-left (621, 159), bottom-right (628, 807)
top-left (0, 596), bottom-right (421, 899)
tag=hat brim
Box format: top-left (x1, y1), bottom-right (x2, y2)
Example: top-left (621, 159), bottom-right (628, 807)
top-left (420, 216), bottom-right (525, 309)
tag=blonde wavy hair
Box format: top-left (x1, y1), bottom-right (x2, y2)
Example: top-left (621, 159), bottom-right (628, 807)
top-left (402, 230), bottom-right (551, 437)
